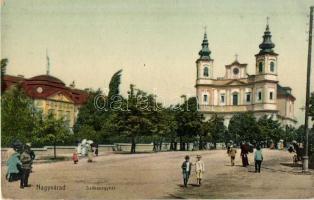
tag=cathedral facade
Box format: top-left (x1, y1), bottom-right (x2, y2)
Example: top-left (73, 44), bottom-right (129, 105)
top-left (195, 23), bottom-right (296, 126)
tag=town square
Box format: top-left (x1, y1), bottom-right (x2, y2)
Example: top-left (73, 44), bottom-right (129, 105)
top-left (1, 0), bottom-right (314, 199)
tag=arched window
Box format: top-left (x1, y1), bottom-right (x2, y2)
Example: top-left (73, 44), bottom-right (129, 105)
top-left (258, 62), bottom-right (263, 73)
top-left (232, 92), bottom-right (238, 105)
top-left (203, 67), bottom-right (209, 77)
top-left (203, 94), bottom-right (208, 103)
top-left (270, 62), bottom-right (275, 72)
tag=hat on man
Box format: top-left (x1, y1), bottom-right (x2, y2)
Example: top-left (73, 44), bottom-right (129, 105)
top-left (196, 155), bottom-right (201, 158)
top-left (26, 143), bottom-right (31, 147)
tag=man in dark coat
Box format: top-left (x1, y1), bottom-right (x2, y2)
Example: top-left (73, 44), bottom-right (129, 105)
top-left (181, 155), bottom-right (192, 187)
top-left (20, 145), bottom-right (32, 188)
top-left (240, 143), bottom-right (249, 167)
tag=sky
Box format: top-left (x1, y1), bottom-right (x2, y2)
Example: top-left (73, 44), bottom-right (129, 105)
top-left (1, 0), bottom-right (314, 125)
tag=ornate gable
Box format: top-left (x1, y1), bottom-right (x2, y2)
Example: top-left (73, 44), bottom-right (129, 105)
top-left (47, 91), bottom-right (74, 103)
top-left (225, 79), bottom-right (247, 86)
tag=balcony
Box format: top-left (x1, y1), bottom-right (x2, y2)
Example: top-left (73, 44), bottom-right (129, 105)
top-left (199, 105), bottom-right (254, 113)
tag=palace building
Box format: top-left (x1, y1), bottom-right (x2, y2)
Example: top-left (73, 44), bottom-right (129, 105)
top-left (195, 22), bottom-right (297, 126)
top-left (2, 73), bottom-right (89, 128)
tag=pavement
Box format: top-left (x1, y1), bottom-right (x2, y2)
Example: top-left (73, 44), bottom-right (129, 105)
top-left (1, 149), bottom-right (314, 199)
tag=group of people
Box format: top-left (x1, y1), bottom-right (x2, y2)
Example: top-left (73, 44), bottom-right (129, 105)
top-left (181, 155), bottom-right (205, 187)
top-left (6, 142), bottom-right (35, 189)
top-left (72, 140), bottom-right (99, 164)
top-left (227, 143), bottom-right (264, 173)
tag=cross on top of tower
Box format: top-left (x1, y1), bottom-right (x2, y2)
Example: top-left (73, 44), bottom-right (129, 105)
top-left (235, 53), bottom-right (239, 61)
top-left (266, 16), bottom-right (270, 26)
top-left (203, 25), bottom-right (207, 33)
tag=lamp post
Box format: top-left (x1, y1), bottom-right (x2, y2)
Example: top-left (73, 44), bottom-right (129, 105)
top-left (303, 6), bottom-right (314, 172)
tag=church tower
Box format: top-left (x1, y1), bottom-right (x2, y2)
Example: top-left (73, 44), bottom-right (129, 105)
top-left (255, 19), bottom-right (278, 80)
top-left (254, 19), bottom-right (278, 112)
top-left (195, 29), bottom-right (214, 110)
top-left (196, 30), bottom-right (214, 80)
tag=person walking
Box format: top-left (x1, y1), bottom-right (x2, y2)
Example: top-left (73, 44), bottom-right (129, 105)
top-left (195, 155), bottom-right (205, 186)
top-left (240, 142), bottom-right (249, 167)
top-left (20, 145), bottom-right (32, 188)
top-left (181, 155), bottom-right (192, 187)
top-left (228, 145), bottom-right (237, 166)
top-left (72, 152), bottom-right (79, 164)
top-left (94, 143), bottom-right (99, 156)
top-left (25, 143), bottom-right (35, 172)
top-left (87, 144), bottom-right (93, 162)
top-left (254, 146), bottom-right (263, 173)
top-left (6, 149), bottom-right (22, 182)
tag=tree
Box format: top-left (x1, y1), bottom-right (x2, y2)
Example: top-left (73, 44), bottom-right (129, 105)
top-left (74, 70), bottom-right (123, 144)
top-left (110, 85), bottom-right (156, 153)
top-left (208, 114), bottom-right (226, 148)
top-left (257, 115), bottom-right (284, 146)
top-left (108, 69), bottom-right (122, 106)
top-left (32, 113), bottom-right (70, 158)
top-left (74, 89), bottom-right (105, 133)
top-left (228, 112), bottom-right (260, 145)
top-left (175, 97), bottom-right (204, 151)
top-left (1, 84), bottom-right (36, 146)
top-left (1, 58), bottom-right (8, 92)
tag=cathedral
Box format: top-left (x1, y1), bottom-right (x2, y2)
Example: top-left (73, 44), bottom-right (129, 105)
top-left (195, 22), bottom-right (296, 126)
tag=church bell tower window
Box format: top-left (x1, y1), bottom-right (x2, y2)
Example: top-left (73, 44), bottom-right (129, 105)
top-left (270, 61), bottom-right (275, 72)
top-left (203, 67), bottom-right (209, 77)
top-left (203, 94), bottom-right (208, 103)
top-left (258, 62), bottom-right (263, 73)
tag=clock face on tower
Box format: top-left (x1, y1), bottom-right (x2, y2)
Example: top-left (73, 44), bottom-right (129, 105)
top-left (233, 68), bottom-right (239, 75)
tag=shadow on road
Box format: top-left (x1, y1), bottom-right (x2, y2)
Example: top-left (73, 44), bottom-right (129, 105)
top-left (280, 162), bottom-right (302, 168)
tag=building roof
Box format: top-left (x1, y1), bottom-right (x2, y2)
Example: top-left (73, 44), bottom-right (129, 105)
top-left (2, 74), bottom-right (88, 105)
top-left (28, 75), bottom-right (65, 85)
top-left (225, 60), bottom-right (248, 68)
top-left (277, 84), bottom-right (296, 101)
top-left (257, 23), bottom-right (277, 55)
top-left (198, 31), bottom-right (211, 60)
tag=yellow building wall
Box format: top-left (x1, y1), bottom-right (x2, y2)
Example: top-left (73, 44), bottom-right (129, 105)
top-left (33, 93), bottom-right (79, 128)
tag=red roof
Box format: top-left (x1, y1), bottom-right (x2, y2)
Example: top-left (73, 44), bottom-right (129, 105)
top-left (2, 74), bottom-right (88, 105)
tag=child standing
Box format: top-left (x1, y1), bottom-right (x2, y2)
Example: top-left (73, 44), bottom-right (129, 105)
top-left (228, 145), bottom-right (237, 166)
top-left (72, 152), bottom-right (79, 164)
top-left (254, 146), bottom-right (263, 173)
top-left (195, 155), bottom-right (205, 186)
top-left (181, 155), bottom-right (192, 187)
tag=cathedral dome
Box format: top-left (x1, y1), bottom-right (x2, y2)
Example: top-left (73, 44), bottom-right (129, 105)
top-left (28, 75), bottom-right (65, 86)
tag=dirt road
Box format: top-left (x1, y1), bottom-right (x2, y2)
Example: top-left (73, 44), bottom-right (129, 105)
top-left (2, 149), bottom-right (314, 199)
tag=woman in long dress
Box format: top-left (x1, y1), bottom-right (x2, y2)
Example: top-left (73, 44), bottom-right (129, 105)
top-left (87, 145), bottom-right (93, 162)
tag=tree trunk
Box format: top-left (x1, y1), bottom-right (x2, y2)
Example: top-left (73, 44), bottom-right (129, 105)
top-left (199, 135), bottom-right (203, 150)
top-left (180, 136), bottom-right (183, 151)
top-left (153, 141), bottom-right (157, 152)
top-left (170, 140), bottom-right (174, 151)
top-left (54, 142), bottom-right (56, 159)
top-left (131, 136), bottom-right (136, 154)
top-left (159, 139), bottom-right (163, 152)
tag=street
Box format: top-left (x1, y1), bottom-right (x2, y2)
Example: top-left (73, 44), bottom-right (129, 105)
top-left (1, 149), bottom-right (314, 199)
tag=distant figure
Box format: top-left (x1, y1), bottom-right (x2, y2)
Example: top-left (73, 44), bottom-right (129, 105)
top-left (25, 143), bottom-right (35, 172)
top-left (228, 145), bottom-right (237, 166)
top-left (87, 145), bottom-right (93, 162)
top-left (6, 149), bottom-right (22, 182)
top-left (254, 146), bottom-right (263, 173)
top-left (72, 152), bottom-right (79, 164)
top-left (195, 155), bottom-right (205, 186)
top-left (240, 143), bottom-right (249, 167)
top-left (181, 155), bottom-right (192, 187)
top-left (20, 145), bottom-right (32, 188)
top-left (94, 144), bottom-right (99, 156)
